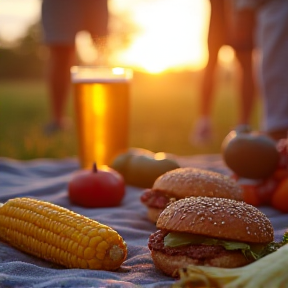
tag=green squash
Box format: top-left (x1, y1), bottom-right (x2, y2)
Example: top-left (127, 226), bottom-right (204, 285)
top-left (110, 148), bottom-right (180, 188)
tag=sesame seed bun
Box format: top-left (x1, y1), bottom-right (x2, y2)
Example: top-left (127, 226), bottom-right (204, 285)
top-left (153, 168), bottom-right (243, 201)
top-left (149, 197), bottom-right (274, 277)
top-left (142, 167), bottom-right (243, 223)
top-left (157, 197), bottom-right (274, 244)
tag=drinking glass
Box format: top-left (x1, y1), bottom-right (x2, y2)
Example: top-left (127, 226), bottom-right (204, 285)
top-left (71, 66), bottom-right (133, 169)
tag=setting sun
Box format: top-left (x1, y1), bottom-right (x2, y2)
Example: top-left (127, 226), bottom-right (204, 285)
top-left (113, 0), bottom-right (209, 73)
top-left (0, 0), bottom-right (211, 74)
top-left (76, 0), bottom-right (210, 73)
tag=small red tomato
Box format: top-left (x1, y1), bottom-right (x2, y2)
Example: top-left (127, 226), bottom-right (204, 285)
top-left (68, 163), bottom-right (125, 208)
top-left (254, 177), bottom-right (278, 205)
top-left (273, 168), bottom-right (288, 181)
top-left (242, 185), bottom-right (261, 207)
top-left (271, 177), bottom-right (288, 213)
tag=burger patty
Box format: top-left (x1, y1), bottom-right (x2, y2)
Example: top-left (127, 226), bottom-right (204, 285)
top-left (148, 230), bottom-right (244, 261)
top-left (140, 189), bottom-right (171, 209)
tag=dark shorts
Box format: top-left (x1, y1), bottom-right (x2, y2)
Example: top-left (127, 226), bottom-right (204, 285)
top-left (208, 0), bottom-right (255, 51)
top-left (41, 0), bottom-right (108, 45)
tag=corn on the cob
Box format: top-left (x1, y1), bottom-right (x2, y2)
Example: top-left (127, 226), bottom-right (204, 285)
top-left (0, 197), bottom-right (127, 270)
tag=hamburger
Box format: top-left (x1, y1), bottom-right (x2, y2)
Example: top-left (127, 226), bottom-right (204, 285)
top-left (148, 196), bottom-right (274, 277)
top-left (140, 167), bottom-right (243, 223)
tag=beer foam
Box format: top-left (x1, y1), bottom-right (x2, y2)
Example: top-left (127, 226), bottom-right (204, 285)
top-left (71, 66), bottom-right (133, 83)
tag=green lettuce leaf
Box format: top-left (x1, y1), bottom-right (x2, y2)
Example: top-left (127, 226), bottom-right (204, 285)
top-left (163, 231), bottom-right (288, 261)
top-left (203, 238), bottom-right (251, 251)
top-left (164, 232), bottom-right (249, 250)
top-left (164, 232), bottom-right (206, 247)
top-left (164, 232), bottom-right (260, 259)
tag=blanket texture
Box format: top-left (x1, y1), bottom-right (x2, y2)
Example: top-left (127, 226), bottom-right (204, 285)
top-left (0, 155), bottom-right (287, 288)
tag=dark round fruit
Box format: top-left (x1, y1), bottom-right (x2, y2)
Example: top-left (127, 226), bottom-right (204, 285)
top-left (222, 131), bottom-right (280, 179)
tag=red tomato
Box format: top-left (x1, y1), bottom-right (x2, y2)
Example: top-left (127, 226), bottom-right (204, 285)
top-left (271, 177), bottom-right (288, 213)
top-left (68, 163), bottom-right (125, 208)
top-left (273, 168), bottom-right (288, 181)
top-left (242, 185), bottom-right (261, 207)
top-left (254, 177), bottom-right (278, 205)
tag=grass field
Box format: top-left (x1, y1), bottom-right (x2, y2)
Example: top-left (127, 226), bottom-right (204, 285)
top-left (0, 70), bottom-right (261, 161)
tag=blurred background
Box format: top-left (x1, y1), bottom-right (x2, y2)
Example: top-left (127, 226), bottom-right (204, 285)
top-left (0, 0), bottom-right (261, 160)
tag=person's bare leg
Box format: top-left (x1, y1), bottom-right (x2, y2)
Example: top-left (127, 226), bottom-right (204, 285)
top-left (199, 50), bottom-right (219, 118)
top-left (46, 45), bottom-right (75, 128)
top-left (191, 0), bottom-right (225, 145)
top-left (191, 52), bottom-right (220, 145)
top-left (193, 50), bottom-right (219, 138)
top-left (192, 33), bottom-right (222, 144)
top-left (235, 49), bottom-right (256, 127)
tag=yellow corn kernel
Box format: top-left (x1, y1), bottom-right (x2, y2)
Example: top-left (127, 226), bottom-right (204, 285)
top-left (0, 197), bottom-right (127, 270)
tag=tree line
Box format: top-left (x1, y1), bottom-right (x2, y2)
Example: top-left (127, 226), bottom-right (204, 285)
top-left (0, 22), bottom-right (46, 79)
top-left (0, 12), bottom-right (137, 80)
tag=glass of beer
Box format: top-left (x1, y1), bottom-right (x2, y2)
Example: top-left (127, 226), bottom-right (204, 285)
top-left (71, 66), bottom-right (133, 169)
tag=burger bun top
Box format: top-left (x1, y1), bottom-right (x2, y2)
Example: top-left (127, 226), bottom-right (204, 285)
top-left (152, 167), bottom-right (243, 201)
top-left (157, 196), bottom-right (274, 244)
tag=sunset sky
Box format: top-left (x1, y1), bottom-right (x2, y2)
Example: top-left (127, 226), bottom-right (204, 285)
top-left (0, 0), bottom-right (214, 73)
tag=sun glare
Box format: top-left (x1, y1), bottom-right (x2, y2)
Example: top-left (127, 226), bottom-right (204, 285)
top-left (0, 0), bottom-right (210, 73)
top-left (112, 0), bottom-right (209, 73)
top-left (76, 0), bottom-right (210, 73)
top-left (0, 0), bottom-right (40, 42)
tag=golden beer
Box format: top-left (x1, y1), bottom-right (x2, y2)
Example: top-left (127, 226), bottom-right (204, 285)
top-left (71, 67), bottom-right (132, 169)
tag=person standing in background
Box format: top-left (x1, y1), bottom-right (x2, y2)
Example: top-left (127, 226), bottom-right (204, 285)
top-left (233, 0), bottom-right (288, 141)
top-left (191, 0), bottom-right (256, 145)
top-left (41, 0), bottom-right (109, 135)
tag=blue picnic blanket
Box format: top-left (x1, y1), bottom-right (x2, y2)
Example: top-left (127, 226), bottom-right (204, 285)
top-left (1, 155), bottom-right (288, 288)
